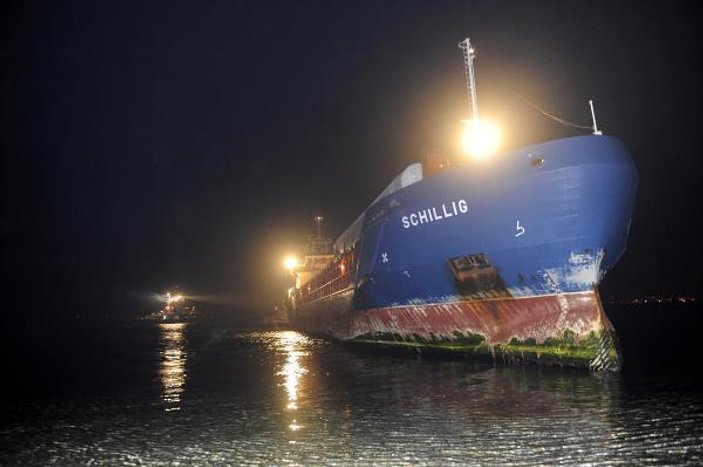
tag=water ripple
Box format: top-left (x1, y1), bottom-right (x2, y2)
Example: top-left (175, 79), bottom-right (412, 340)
top-left (1, 327), bottom-right (702, 465)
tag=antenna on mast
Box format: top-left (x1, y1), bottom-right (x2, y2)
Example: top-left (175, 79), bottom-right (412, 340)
top-left (458, 38), bottom-right (479, 119)
top-left (588, 100), bottom-right (603, 135)
top-left (314, 215), bottom-right (324, 241)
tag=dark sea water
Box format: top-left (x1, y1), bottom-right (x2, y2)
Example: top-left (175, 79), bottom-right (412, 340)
top-left (2, 303), bottom-right (702, 466)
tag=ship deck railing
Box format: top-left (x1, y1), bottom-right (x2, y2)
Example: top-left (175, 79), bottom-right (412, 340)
top-left (298, 273), bottom-right (351, 305)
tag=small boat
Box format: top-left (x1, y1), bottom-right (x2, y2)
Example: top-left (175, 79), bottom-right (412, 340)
top-left (144, 289), bottom-right (197, 323)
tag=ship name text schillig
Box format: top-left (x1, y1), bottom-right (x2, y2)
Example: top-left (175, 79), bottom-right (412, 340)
top-left (401, 199), bottom-right (468, 229)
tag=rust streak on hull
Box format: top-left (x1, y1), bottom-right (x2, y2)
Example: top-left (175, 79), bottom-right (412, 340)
top-left (293, 290), bottom-right (619, 371)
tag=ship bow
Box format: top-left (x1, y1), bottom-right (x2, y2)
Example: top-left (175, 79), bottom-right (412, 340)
top-left (340, 290), bottom-right (620, 371)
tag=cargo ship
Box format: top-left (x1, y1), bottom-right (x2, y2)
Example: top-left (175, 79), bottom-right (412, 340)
top-left (284, 38), bottom-right (638, 371)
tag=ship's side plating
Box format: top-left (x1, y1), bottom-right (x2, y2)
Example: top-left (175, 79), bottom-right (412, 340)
top-left (289, 135), bottom-right (638, 371)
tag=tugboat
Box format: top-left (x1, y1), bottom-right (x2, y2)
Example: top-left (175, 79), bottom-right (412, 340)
top-left (144, 288), bottom-right (198, 323)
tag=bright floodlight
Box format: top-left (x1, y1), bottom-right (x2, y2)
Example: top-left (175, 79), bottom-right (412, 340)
top-left (283, 255), bottom-right (299, 272)
top-left (460, 118), bottom-right (501, 159)
top-left (166, 293), bottom-right (183, 304)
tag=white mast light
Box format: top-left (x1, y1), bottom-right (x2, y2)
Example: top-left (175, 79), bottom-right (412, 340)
top-left (458, 37), bottom-right (501, 159)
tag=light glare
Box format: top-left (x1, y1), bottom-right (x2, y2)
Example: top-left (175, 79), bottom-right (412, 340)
top-left (283, 255), bottom-right (299, 271)
top-left (460, 118), bottom-right (501, 159)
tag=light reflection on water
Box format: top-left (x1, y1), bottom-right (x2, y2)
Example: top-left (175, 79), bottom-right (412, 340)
top-left (1, 326), bottom-right (702, 465)
top-left (275, 331), bottom-right (310, 431)
top-left (277, 331), bottom-right (309, 406)
top-left (249, 330), bottom-right (317, 433)
top-left (242, 329), bottom-right (703, 465)
top-left (158, 322), bottom-right (187, 411)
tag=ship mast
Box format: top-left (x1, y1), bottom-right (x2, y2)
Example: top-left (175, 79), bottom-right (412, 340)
top-left (314, 215), bottom-right (324, 241)
top-left (307, 215), bottom-right (332, 255)
top-left (458, 37), bottom-right (479, 119)
top-left (456, 38), bottom-right (501, 159)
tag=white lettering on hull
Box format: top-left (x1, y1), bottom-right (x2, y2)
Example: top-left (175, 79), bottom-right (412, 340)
top-left (401, 199), bottom-right (468, 229)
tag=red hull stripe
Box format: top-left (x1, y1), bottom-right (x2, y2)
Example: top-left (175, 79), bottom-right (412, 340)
top-left (319, 291), bottom-right (610, 344)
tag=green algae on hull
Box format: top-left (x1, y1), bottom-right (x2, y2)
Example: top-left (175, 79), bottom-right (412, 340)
top-left (348, 328), bottom-right (620, 371)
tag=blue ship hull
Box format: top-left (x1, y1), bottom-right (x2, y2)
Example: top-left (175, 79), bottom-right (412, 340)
top-left (288, 135), bottom-right (638, 371)
top-left (355, 135), bottom-right (637, 306)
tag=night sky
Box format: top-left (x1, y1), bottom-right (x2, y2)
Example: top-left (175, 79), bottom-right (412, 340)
top-left (3, 1), bottom-right (702, 323)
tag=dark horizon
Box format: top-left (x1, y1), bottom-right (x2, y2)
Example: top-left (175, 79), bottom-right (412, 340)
top-left (3, 1), bottom-right (702, 324)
